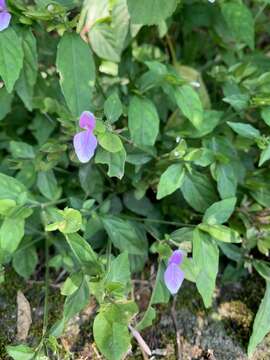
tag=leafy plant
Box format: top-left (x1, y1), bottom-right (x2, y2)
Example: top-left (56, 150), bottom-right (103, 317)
top-left (1, 0), bottom-right (270, 359)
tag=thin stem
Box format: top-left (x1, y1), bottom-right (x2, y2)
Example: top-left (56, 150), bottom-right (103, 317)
top-left (106, 237), bottom-right (112, 274)
top-left (255, 3), bottom-right (267, 21)
top-left (42, 234), bottom-right (50, 337)
top-left (119, 214), bottom-right (195, 227)
top-left (166, 34), bottom-right (177, 65)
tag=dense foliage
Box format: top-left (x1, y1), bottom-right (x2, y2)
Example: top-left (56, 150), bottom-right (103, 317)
top-left (1, 0), bottom-right (270, 358)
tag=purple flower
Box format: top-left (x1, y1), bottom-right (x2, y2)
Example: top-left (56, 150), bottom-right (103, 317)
top-left (73, 111), bottom-right (98, 163)
top-left (0, 0), bottom-right (11, 32)
top-left (164, 250), bottom-right (185, 295)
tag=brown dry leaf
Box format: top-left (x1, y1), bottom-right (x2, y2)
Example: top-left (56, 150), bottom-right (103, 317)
top-left (16, 290), bottom-right (32, 341)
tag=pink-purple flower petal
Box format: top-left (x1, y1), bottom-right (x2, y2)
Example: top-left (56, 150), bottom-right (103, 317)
top-left (0, 10), bottom-right (11, 31)
top-left (0, 0), bottom-right (7, 10)
top-left (79, 111), bottom-right (96, 131)
top-left (164, 263), bottom-right (184, 295)
top-left (73, 130), bottom-right (97, 163)
top-left (169, 249), bottom-right (185, 266)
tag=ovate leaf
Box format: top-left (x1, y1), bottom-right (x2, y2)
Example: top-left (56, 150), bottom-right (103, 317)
top-left (181, 171), bottom-right (218, 212)
top-left (102, 216), bottom-right (148, 255)
top-left (56, 33), bottom-right (96, 116)
top-left (174, 85), bottom-right (203, 129)
top-left (15, 29), bottom-right (38, 111)
top-left (93, 312), bottom-right (130, 360)
top-left (203, 197), bottom-right (236, 225)
top-left (128, 96), bottom-right (159, 147)
top-left (6, 345), bottom-right (34, 360)
top-left (193, 228), bottom-right (219, 308)
top-left (98, 132), bottom-right (123, 153)
top-left (127, 0), bottom-right (179, 25)
top-left (227, 121), bottom-right (260, 139)
top-left (157, 163), bottom-right (185, 199)
top-left (221, 2), bottom-right (255, 49)
top-left (0, 28), bottom-right (24, 93)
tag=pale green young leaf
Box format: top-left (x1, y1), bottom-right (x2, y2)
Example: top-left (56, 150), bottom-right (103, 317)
top-left (198, 224), bottom-right (241, 243)
top-left (6, 345), bottom-right (35, 360)
top-left (98, 132), bottom-right (123, 153)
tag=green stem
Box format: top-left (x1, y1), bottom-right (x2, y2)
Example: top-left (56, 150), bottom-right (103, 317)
top-left (119, 214), bottom-right (195, 227)
top-left (42, 234), bottom-right (50, 337)
top-left (166, 34), bottom-right (177, 65)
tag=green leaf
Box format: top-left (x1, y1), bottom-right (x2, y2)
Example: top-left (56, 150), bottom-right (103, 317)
top-left (259, 143), bottom-right (270, 166)
top-left (15, 29), bottom-right (38, 111)
top-left (174, 85), bottom-right (203, 129)
top-left (12, 246), bottom-right (38, 279)
top-left (198, 224), bottom-right (241, 243)
top-left (227, 122), bottom-right (260, 139)
top-left (64, 276), bottom-right (90, 321)
top-left (56, 33), bottom-right (96, 116)
top-left (157, 163), bottom-right (185, 199)
top-left (6, 345), bottom-right (35, 360)
top-left (216, 163), bottom-right (237, 199)
top-left (137, 262), bottom-right (169, 330)
top-left (253, 260), bottom-right (270, 281)
top-left (48, 208), bottom-right (82, 234)
top-left (37, 170), bottom-right (60, 201)
top-left (248, 281), bottom-right (270, 356)
top-left (65, 233), bottom-right (100, 274)
top-left (102, 216), bottom-right (148, 255)
top-left (95, 147), bottom-right (126, 179)
top-left (193, 228), bottom-right (219, 308)
top-left (106, 251), bottom-right (130, 287)
top-left (9, 141), bottom-right (35, 159)
top-left (0, 173), bottom-right (28, 203)
top-left (104, 92), bottom-right (123, 123)
top-left (181, 171), bottom-right (218, 212)
top-left (221, 2), bottom-right (254, 49)
top-left (203, 197), bottom-right (237, 225)
top-left (128, 96), bottom-right (159, 147)
top-left (0, 87), bottom-right (13, 120)
top-left (0, 199), bottom-right (16, 215)
top-left (0, 27), bottom-right (24, 93)
top-left (261, 107), bottom-right (270, 127)
top-left (93, 312), bottom-right (130, 360)
top-left (98, 132), bottom-right (123, 153)
top-left (127, 0), bottom-right (179, 25)
top-left (0, 218), bottom-right (25, 258)
top-left (89, 0), bottom-right (129, 62)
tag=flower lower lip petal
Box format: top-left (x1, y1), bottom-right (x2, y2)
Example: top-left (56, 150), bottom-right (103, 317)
top-left (73, 130), bottom-right (98, 163)
top-left (0, 11), bottom-right (11, 32)
top-left (164, 263), bottom-right (184, 295)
